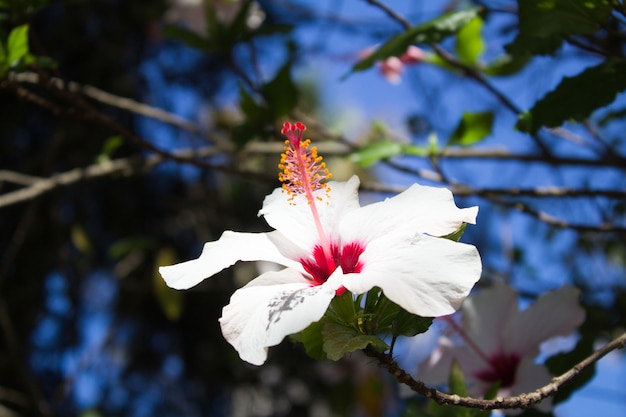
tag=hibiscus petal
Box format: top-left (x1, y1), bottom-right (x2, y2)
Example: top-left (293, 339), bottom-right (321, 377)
top-left (340, 182), bottom-right (478, 244)
top-left (462, 281), bottom-right (519, 357)
top-left (503, 286), bottom-right (585, 357)
top-left (219, 268), bottom-right (344, 365)
top-left (159, 231), bottom-right (301, 290)
top-left (342, 233), bottom-right (481, 317)
top-left (417, 337), bottom-right (460, 385)
top-left (259, 176), bottom-right (361, 250)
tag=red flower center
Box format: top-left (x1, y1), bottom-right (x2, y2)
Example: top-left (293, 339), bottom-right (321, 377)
top-left (474, 352), bottom-right (521, 388)
top-left (300, 242), bottom-right (365, 286)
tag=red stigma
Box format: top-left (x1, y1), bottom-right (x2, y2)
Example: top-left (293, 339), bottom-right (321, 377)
top-left (281, 121), bottom-right (306, 147)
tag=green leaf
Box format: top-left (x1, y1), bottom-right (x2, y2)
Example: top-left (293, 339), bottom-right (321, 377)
top-left (163, 24), bottom-right (210, 50)
top-left (393, 310), bottom-right (433, 337)
top-left (350, 140), bottom-right (404, 167)
top-left (322, 322), bottom-right (388, 361)
top-left (448, 361), bottom-right (469, 397)
top-left (262, 62), bottom-right (298, 118)
top-left (506, 0), bottom-right (611, 56)
top-left (326, 291), bottom-right (358, 325)
top-left (108, 235), bottom-right (155, 260)
top-left (347, 7), bottom-right (480, 76)
top-left (484, 53), bottom-right (531, 76)
top-left (7, 24), bottom-right (29, 66)
top-left (0, 39), bottom-right (6, 76)
top-left (298, 320), bottom-right (327, 360)
top-left (455, 16), bottom-right (484, 65)
top-left (448, 111), bottom-right (493, 146)
top-left (153, 247), bottom-right (184, 321)
top-left (517, 59), bottom-right (626, 133)
top-left (442, 223), bottom-right (467, 242)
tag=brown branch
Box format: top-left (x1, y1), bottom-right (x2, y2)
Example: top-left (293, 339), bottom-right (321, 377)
top-left (0, 147), bottom-right (219, 209)
top-left (364, 331), bottom-right (626, 410)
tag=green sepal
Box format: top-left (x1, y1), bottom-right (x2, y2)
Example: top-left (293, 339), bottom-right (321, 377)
top-left (442, 223), bottom-right (467, 242)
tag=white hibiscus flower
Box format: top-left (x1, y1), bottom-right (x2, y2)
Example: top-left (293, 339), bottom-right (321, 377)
top-left (160, 122), bottom-right (482, 365)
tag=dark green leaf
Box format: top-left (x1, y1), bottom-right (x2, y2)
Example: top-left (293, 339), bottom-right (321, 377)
top-left (108, 236), bottom-right (155, 260)
top-left (448, 111), bottom-right (493, 146)
top-left (322, 322), bottom-right (388, 361)
top-left (506, 0), bottom-right (611, 56)
top-left (298, 320), bottom-right (327, 360)
top-left (262, 62), bottom-right (298, 118)
top-left (347, 7), bottom-right (480, 76)
top-left (455, 16), bottom-right (484, 65)
top-left (326, 291), bottom-right (358, 325)
top-left (517, 59), bottom-right (626, 133)
top-left (393, 310), bottom-right (433, 337)
top-left (163, 24), bottom-right (210, 50)
top-left (153, 247), bottom-right (184, 321)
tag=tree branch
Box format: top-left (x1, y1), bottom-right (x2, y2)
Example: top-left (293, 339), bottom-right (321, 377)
top-left (364, 331), bottom-right (626, 410)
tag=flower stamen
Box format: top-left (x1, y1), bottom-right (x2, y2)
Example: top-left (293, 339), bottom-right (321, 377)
top-left (278, 121), bottom-right (334, 273)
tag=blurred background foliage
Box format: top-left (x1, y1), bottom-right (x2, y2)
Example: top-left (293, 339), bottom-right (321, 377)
top-left (0, 0), bottom-right (625, 416)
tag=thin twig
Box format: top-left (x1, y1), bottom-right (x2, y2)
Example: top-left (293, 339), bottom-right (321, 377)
top-left (364, 331), bottom-right (626, 410)
top-left (0, 148), bottom-right (218, 209)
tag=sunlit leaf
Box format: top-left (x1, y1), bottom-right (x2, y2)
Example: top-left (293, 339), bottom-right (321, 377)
top-left (153, 247), bottom-right (184, 321)
top-left (351, 140), bottom-right (403, 167)
top-left (322, 322), bottom-right (388, 361)
top-left (350, 141), bottom-right (428, 167)
top-left (455, 16), bottom-right (484, 65)
top-left (506, 0), bottom-right (611, 56)
top-left (347, 7), bottom-right (480, 76)
top-left (7, 24), bottom-right (29, 66)
top-left (484, 53), bottom-right (531, 76)
top-left (517, 59), bottom-right (626, 133)
top-left (448, 111), bottom-right (493, 146)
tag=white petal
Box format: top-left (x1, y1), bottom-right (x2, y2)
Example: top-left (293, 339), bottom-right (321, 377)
top-left (342, 233), bottom-right (481, 317)
top-left (461, 282), bottom-right (519, 357)
top-left (340, 182), bottom-right (478, 244)
top-left (159, 231), bottom-right (301, 290)
top-left (503, 286), bottom-right (585, 357)
top-left (219, 268), bottom-right (344, 365)
top-left (259, 176), bottom-right (361, 250)
top-left (418, 337), bottom-right (461, 384)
